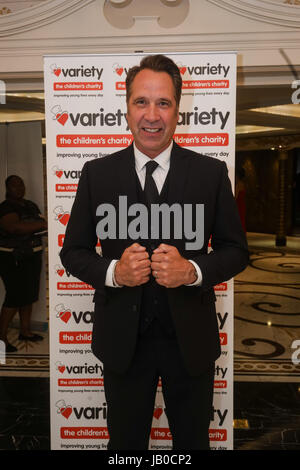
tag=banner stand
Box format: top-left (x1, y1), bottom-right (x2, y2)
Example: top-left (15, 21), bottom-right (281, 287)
top-left (44, 51), bottom-right (236, 451)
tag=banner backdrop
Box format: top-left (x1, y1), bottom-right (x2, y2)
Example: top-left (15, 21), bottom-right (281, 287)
top-left (44, 52), bottom-right (236, 451)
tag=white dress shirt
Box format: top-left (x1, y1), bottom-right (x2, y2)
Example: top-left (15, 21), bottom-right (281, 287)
top-left (105, 142), bottom-right (202, 287)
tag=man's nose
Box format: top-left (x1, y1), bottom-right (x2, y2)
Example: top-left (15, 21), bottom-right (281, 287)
top-left (144, 104), bottom-right (160, 122)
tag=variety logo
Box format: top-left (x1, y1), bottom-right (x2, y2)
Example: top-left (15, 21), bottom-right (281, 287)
top-left (54, 206), bottom-right (70, 226)
top-left (50, 64), bottom-right (62, 77)
top-left (53, 166), bottom-right (63, 178)
top-left (176, 62), bottom-right (230, 78)
top-left (56, 361), bottom-right (66, 374)
top-left (55, 360), bottom-right (103, 375)
top-left (112, 63), bottom-right (129, 77)
top-left (55, 304), bottom-right (72, 323)
top-left (55, 264), bottom-right (65, 277)
top-left (52, 166), bottom-right (82, 180)
top-left (54, 304), bottom-right (72, 323)
top-left (177, 63), bottom-right (187, 76)
top-left (56, 400), bottom-right (73, 419)
top-left (177, 107), bottom-right (230, 130)
top-left (50, 63), bottom-right (103, 80)
top-left (51, 105), bottom-right (69, 126)
top-left (55, 400), bottom-right (107, 420)
top-left (55, 304), bottom-right (94, 324)
top-left (51, 105), bottom-right (127, 128)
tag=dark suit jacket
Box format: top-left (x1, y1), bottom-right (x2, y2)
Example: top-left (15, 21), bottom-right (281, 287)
top-left (60, 142), bottom-right (248, 376)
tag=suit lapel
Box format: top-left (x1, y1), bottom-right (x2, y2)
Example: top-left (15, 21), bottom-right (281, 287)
top-left (115, 143), bottom-right (137, 207)
top-left (114, 144), bottom-right (138, 250)
top-left (167, 142), bottom-right (191, 205)
top-left (165, 142), bottom-right (192, 253)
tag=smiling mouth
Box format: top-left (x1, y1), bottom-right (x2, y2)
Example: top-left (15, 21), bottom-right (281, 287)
top-left (142, 127), bottom-right (162, 133)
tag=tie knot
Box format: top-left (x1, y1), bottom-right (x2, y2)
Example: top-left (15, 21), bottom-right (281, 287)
top-left (145, 160), bottom-right (158, 176)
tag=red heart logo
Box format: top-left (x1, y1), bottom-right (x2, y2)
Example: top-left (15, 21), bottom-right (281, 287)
top-left (153, 407), bottom-right (163, 419)
top-left (56, 170), bottom-right (63, 178)
top-left (180, 67), bottom-right (186, 75)
top-left (54, 68), bottom-right (61, 77)
top-left (57, 269), bottom-right (64, 277)
top-left (61, 406), bottom-right (72, 419)
top-left (116, 67), bottom-right (123, 76)
top-left (58, 365), bottom-right (65, 373)
top-left (57, 213), bottom-right (70, 226)
top-left (59, 310), bottom-right (71, 323)
top-left (56, 112), bottom-right (68, 126)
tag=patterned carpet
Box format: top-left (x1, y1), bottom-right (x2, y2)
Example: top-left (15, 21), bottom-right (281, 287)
top-left (0, 328), bottom-right (49, 377)
top-left (234, 239), bottom-right (300, 383)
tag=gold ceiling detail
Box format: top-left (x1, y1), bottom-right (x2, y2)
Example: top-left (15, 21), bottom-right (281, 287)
top-left (207, 0), bottom-right (300, 27)
top-left (0, 7), bottom-right (12, 15)
top-left (284, 0), bottom-right (300, 5)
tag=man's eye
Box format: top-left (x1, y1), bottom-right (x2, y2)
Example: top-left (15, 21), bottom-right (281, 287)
top-left (159, 101), bottom-right (170, 107)
top-left (135, 99), bottom-right (146, 106)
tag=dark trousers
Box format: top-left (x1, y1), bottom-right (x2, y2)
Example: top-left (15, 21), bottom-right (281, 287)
top-left (104, 322), bottom-right (215, 450)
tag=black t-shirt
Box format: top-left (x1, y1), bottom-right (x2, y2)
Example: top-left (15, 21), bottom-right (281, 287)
top-left (0, 199), bottom-right (43, 248)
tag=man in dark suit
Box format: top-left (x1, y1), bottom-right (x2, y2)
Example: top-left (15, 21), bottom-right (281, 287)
top-left (60, 54), bottom-right (248, 450)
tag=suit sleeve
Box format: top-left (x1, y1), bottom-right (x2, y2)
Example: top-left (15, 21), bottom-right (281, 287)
top-left (192, 161), bottom-right (249, 290)
top-left (60, 161), bottom-right (112, 290)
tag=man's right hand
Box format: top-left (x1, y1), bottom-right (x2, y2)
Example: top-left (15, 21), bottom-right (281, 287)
top-left (114, 243), bottom-right (151, 287)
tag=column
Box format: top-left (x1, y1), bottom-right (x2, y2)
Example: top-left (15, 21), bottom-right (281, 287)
top-left (276, 148), bottom-right (289, 247)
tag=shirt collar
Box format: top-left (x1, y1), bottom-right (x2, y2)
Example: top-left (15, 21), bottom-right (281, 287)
top-left (133, 141), bottom-right (173, 173)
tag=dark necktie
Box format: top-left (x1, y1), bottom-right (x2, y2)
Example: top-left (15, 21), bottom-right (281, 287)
top-left (144, 160), bottom-right (159, 207)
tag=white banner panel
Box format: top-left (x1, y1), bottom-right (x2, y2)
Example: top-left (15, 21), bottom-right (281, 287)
top-left (44, 52), bottom-right (236, 451)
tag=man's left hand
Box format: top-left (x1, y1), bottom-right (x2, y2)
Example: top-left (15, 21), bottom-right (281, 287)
top-left (151, 244), bottom-right (197, 288)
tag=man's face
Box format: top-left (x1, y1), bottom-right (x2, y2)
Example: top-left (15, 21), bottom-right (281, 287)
top-left (126, 69), bottom-right (179, 158)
